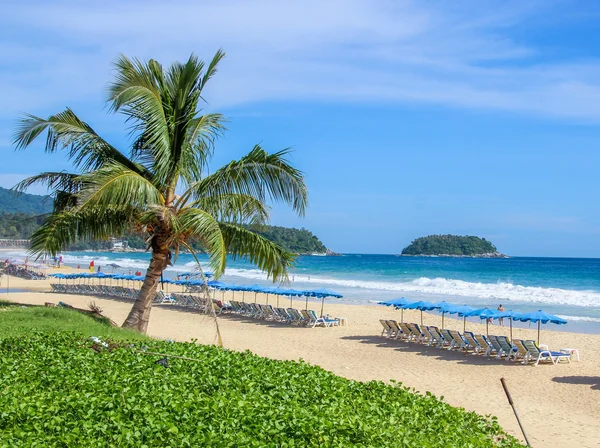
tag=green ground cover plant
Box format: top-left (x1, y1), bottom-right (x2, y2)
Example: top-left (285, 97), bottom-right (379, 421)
top-left (0, 307), bottom-right (523, 447)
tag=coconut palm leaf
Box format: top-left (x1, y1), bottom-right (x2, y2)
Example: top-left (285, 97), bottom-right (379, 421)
top-left (219, 223), bottom-right (295, 282)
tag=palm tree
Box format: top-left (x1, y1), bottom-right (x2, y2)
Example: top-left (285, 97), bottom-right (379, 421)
top-left (13, 51), bottom-right (308, 333)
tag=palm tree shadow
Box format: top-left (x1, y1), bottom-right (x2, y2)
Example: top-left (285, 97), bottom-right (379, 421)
top-left (552, 376), bottom-right (600, 390)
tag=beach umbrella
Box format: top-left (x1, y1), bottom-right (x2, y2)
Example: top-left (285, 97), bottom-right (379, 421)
top-left (302, 288), bottom-right (343, 316)
top-left (433, 301), bottom-right (457, 329)
top-left (514, 310), bottom-right (567, 344)
top-left (450, 305), bottom-right (476, 332)
top-left (493, 309), bottom-right (522, 342)
top-left (378, 297), bottom-right (412, 323)
top-left (402, 301), bottom-right (438, 326)
top-left (465, 308), bottom-right (498, 336)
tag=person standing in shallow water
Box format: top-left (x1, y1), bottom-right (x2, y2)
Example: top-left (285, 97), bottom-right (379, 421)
top-left (497, 304), bottom-right (505, 326)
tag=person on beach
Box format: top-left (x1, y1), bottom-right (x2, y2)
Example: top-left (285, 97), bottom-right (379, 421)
top-left (497, 304), bottom-right (505, 326)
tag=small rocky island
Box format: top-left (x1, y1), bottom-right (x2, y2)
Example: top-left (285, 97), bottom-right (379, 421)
top-left (401, 234), bottom-right (508, 258)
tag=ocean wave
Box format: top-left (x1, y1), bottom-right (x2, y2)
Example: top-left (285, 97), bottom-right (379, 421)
top-left (556, 315), bottom-right (600, 323)
top-left (223, 269), bottom-right (600, 308)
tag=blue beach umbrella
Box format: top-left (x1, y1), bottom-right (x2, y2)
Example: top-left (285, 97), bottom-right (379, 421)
top-left (514, 310), bottom-right (567, 344)
top-left (302, 288), bottom-right (343, 315)
top-left (465, 308), bottom-right (498, 336)
top-left (378, 297), bottom-right (412, 323)
top-left (433, 301), bottom-right (457, 329)
top-left (449, 304), bottom-right (476, 332)
top-left (493, 310), bottom-right (523, 342)
top-left (402, 300), bottom-right (439, 326)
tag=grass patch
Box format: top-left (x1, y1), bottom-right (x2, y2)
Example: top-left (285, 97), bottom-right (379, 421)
top-left (0, 301), bottom-right (147, 341)
top-left (0, 306), bottom-right (523, 447)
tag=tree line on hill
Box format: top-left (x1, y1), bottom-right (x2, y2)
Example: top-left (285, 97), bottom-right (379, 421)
top-left (0, 212), bottom-right (329, 255)
top-left (401, 234), bottom-right (499, 256)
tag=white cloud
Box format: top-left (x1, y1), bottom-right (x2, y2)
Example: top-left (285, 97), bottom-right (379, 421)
top-left (1, 0), bottom-right (600, 121)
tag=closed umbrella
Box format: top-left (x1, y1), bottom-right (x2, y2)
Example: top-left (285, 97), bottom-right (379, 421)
top-left (514, 310), bottom-right (567, 344)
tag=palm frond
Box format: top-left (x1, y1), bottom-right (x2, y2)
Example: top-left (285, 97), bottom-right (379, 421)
top-left (13, 171), bottom-right (81, 195)
top-left (13, 108), bottom-right (147, 176)
top-left (189, 145), bottom-right (308, 216)
top-left (29, 206), bottom-right (136, 258)
top-left (177, 208), bottom-right (226, 277)
top-left (219, 223), bottom-right (295, 282)
top-left (77, 163), bottom-right (164, 210)
top-left (188, 193), bottom-right (269, 225)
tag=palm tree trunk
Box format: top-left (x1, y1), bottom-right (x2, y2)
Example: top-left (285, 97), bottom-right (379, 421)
top-left (122, 249), bottom-right (169, 333)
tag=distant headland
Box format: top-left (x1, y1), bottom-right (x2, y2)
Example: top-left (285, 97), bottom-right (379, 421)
top-left (401, 234), bottom-right (508, 258)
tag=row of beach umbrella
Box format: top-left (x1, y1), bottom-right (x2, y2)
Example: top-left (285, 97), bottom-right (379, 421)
top-left (379, 298), bottom-right (567, 343)
top-left (49, 273), bottom-right (343, 315)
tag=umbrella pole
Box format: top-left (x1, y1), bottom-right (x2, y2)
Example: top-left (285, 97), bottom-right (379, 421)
top-left (420, 310), bottom-right (423, 326)
top-left (537, 321), bottom-right (540, 345)
top-left (463, 316), bottom-right (466, 333)
top-left (290, 295), bottom-right (292, 308)
top-left (305, 296), bottom-right (308, 311)
top-left (442, 312), bottom-right (445, 330)
top-left (486, 320), bottom-right (489, 336)
top-left (254, 292), bottom-right (257, 304)
top-left (320, 297), bottom-right (325, 317)
top-left (401, 308), bottom-right (404, 323)
top-left (242, 291), bottom-right (245, 303)
top-left (277, 295), bottom-right (280, 308)
top-left (266, 293), bottom-right (269, 305)
top-left (510, 319), bottom-right (513, 343)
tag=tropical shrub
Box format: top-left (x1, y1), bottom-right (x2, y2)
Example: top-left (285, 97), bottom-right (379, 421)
top-left (0, 333), bottom-right (523, 447)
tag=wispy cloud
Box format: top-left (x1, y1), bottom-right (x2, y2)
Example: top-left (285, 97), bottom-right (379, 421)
top-left (2, 0), bottom-right (600, 122)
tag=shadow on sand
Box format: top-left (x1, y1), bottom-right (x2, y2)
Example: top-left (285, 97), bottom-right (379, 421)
top-left (552, 376), bottom-right (600, 390)
top-left (341, 334), bottom-right (530, 367)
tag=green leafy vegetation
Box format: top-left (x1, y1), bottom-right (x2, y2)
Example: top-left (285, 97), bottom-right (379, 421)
top-left (247, 225), bottom-right (327, 254)
top-left (402, 234), bottom-right (499, 256)
top-left (0, 302), bottom-right (147, 341)
top-left (0, 186), bottom-right (51, 214)
top-left (0, 316), bottom-right (522, 447)
top-left (0, 212), bottom-right (46, 239)
top-left (0, 210), bottom-right (330, 254)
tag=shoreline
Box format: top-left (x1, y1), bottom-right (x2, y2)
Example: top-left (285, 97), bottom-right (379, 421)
top-left (1, 273), bottom-right (599, 447)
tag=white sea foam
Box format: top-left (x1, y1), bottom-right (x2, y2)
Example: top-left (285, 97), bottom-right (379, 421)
top-left (223, 269), bottom-right (600, 308)
top-left (556, 315), bottom-right (600, 323)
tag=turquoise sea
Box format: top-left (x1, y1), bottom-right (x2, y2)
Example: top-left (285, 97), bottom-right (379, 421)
top-left (7, 250), bottom-right (600, 333)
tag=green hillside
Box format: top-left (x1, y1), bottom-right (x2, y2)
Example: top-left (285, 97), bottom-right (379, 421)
top-left (0, 189), bottom-right (331, 254)
top-left (0, 187), bottom-right (51, 214)
top-left (402, 234), bottom-right (502, 256)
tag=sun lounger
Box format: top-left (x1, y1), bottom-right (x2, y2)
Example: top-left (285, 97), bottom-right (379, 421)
top-left (380, 319), bottom-right (393, 337)
top-left (427, 326), bottom-right (443, 346)
top-left (496, 336), bottom-right (516, 360)
top-left (439, 329), bottom-right (454, 349)
top-left (407, 323), bottom-right (426, 343)
top-left (387, 320), bottom-right (402, 339)
top-left (474, 334), bottom-right (495, 356)
top-left (511, 339), bottom-right (530, 363)
top-left (307, 309), bottom-right (339, 327)
top-left (449, 330), bottom-right (468, 351)
top-left (522, 340), bottom-right (571, 365)
top-left (398, 322), bottom-right (414, 341)
top-left (420, 326), bottom-right (435, 345)
top-left (462, 331), bottom-right (483, 354)
top-left (487, 335), bottom-right (507, 359)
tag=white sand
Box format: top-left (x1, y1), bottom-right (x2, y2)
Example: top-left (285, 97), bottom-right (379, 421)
top-left (2, 271), bottom-right (599, 447)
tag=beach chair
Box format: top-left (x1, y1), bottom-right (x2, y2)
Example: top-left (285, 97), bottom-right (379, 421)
top-left (398, 322), bottom-right (414, 341)
top-left (420, 326), bottom-right (435, 345)
top-left (380, 319), bottom-right (393, 337)
top-left (287, 308), bottom-right (306, 325)
top-left (487, 335), bottom-right (506, 359)
top-left (439, 329), bottom-right (454, 349)
top-left (496, 336), bottom-right (517, 360)
top-left (407, 323), bottom-right (426, 343)
top-left (511, 339), bottom-right (530, 363)
top-left (522, 340), bottom-right (571, 366)
top-left (474, 334), bottom-right (495, 356)
top-left (427, 326), bottom-right (443, 346)
top-left (387, 320), bottom-right (402, 339)
top-left (463, 331), bottom-right (483, 354)
top-left (449, 330), bottom-right (468, 351)
top-left (307, 310), bottom-right (339, 327)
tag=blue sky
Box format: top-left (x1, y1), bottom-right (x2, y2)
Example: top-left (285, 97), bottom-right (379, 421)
top-left (2, 1), bottom-right (600, 256)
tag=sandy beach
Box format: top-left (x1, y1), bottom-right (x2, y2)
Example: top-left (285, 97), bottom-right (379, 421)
top-left (1, 270), bottom-right (599, 447)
